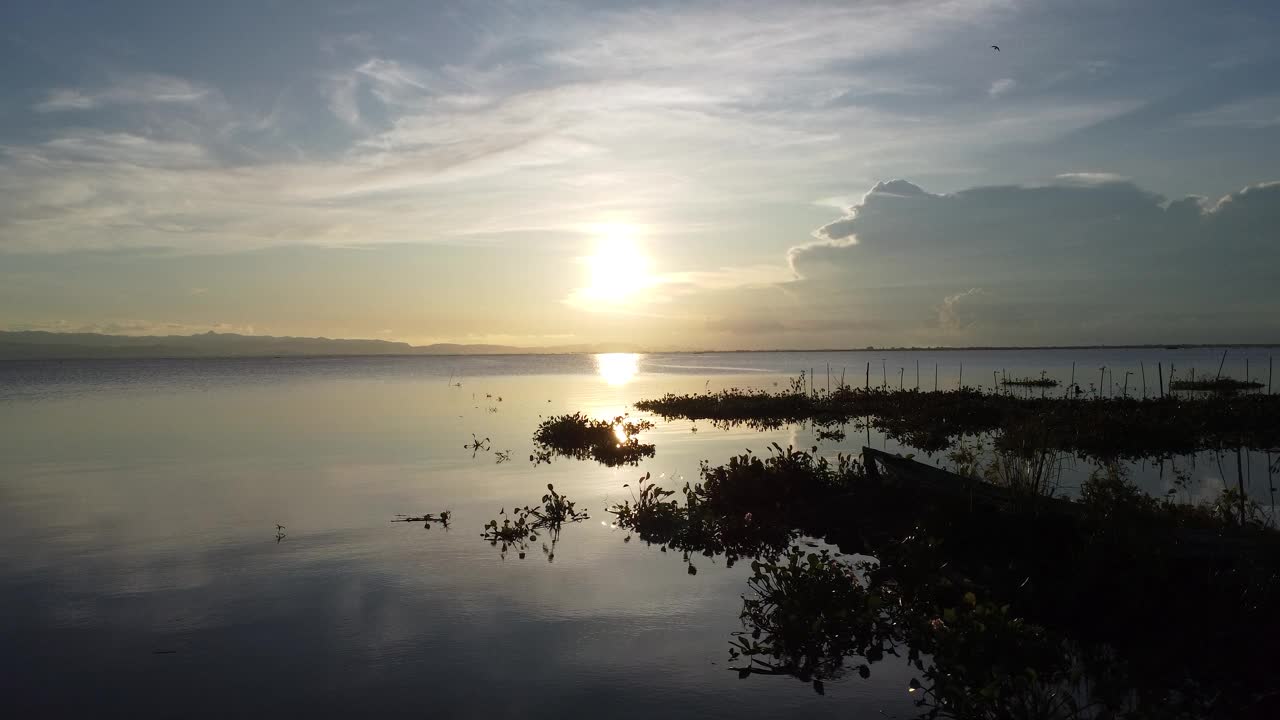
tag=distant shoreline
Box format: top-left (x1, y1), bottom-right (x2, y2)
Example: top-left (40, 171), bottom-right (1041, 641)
top-left (3, 342), bottom-right (1279, 363)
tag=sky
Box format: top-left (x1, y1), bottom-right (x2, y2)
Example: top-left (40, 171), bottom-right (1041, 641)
top-left (2, 0), bottom-right (1278, 349)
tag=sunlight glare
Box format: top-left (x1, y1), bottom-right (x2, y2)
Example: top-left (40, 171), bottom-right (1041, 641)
top-left (596, 352), bottom-right (640, 386)
top-left (583, 225), bottom-right (652, 303)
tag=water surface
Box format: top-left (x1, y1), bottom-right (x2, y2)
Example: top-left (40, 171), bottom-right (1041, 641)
top-left (2, 349), bottom-right (1275, 716)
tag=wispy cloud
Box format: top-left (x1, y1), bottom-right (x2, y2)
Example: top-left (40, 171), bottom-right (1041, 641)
top-left (6, 319), bottom-right (257, 336)
top-left (988, 78), bottom-right (1016, 97)
top-left (1178, 95), bottom-right (1280, 129)
top-left (938, 288), bottom-right (986, 330)
top-left (34, 74), bottom-right (212, 113)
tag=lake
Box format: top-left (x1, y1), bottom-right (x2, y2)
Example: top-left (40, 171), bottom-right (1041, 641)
top-left (1, 348), bottom-right (1276, 717)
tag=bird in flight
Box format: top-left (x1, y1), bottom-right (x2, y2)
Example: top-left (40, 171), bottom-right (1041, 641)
top-left (991, 44), bottom-right (1001, 51)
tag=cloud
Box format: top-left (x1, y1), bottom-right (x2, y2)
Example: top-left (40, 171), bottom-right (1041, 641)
top-left (1178, 95), bottom-right (1280, 129)
top-left (5, 319), bottom-right (257, 336)
top-left (34, 74), bottom-right (212, 112)
top-left (937, 288), bottom-right (986, 330)
top-left (988, 78), bottom-right (1016, 97)
top-left (326, 74), bottom-right (363, 127)
top-left (1053, 172), bottom-right (1130, 186)
top-left (789, 179), bottom-right (928, 273)
top-left (41, 131), bottom-right (209, 167)
top-left (782, 177), bottom-right (1280, 343)
top-left (34, 89), bottom-right (97, 112)
top-left (3, 0), bottom-right (1157, 257)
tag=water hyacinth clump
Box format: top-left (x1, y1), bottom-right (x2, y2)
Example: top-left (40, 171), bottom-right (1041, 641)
top-left (481, 484), bottom-right (589, 559)
top-left (530, 412), bottom-right (655, 466)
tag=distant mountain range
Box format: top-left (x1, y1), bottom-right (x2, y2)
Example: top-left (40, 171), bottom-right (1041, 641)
top-left (0, 331), bottom-right (640, 360)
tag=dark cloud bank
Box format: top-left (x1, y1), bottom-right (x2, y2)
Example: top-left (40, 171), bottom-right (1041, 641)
top-left (757, 177), bottom-right (1280, 345)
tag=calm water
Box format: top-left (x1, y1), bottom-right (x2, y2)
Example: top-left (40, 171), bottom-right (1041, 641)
top-left (2, 349), bottom-right (1276, 717)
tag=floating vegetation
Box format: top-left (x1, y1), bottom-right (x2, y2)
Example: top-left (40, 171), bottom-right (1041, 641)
top-left (608, 472), bottom-right (795, 568)
top-left (1000, 371), bottom-right (1059, 388)
top-left (274, 523), bottom-right (286, 543)
top-left (814, 426), bottom-right (846, 442)
top-left (730, 547), bottom-right (883, 695)
top-left (1168, 377), bottom-right (1264, 393)
top-left (637, 384), bottom-right (1280, 458)
top-left (481, 484), bottom-right (589, 560)
top-left (464, 434), bottom-right (491, 456)
top-left (393, 510), bottom-right (452, 529)
top-left (595, 435), bottom-right (1280, 714)
top-left (530, 412), bottom-right (655, 466)
top-left (947, 439), bottom-right (1069, 498)
top-left (678, 445), bottom-right (1277, 715)
top-left (494, 450), bottom-right (511, 464)
top-left (608, 446), bottom-right (860, 567)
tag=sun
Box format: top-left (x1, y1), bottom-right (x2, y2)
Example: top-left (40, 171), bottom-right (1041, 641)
top-left (582, 225), bottom-right (652, 303)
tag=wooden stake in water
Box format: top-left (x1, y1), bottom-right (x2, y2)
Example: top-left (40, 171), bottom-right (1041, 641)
top-left (934, 362), bottom-right (939, 392)
top-left (994, 370), bottom-right (999, 394)
top-left (1140, 361), bottom-right (1147, 399)
top-left (916, 359), bottom-right (920, 390)
top-left (1099, 366), bottom-right (1105, 399)
top-left (882, 360), bottom-right (887, 388)
top-left (1216, 349), bottom-right (1228, 380)
top-left (1236, 448), bottom-right (1246, 525)
top-left (866, 362), bottom-right (870, 390)
top-left (1268, 450), bottom-right (1275, 518)
top-left (958, 362), bottom-right (963, 389)
top-left (1158, 362), bottom-right (1164, 398)
top-left (899, 367), bottom-right (904, 389)
top-left (1067, 361), bottom-right (1076, 398)
top-left (1270, 356), bottom-right (1274, 395)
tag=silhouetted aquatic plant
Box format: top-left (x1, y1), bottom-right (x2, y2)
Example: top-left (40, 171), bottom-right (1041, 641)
top-left (465, 434), bottom-right (491, 457)
top-left (393, 510), bottom-right (452, 529)
top-left (948, 438), bottom-right (1068, 499)
top-left (815, 426), bottom-right (847, 442)
top-left (1000, 371), bottom-right (1059, 388)
top-left (608, 472), bottom-right (794, 568)
top-left (481, 484), bottom-right (589, 559)
top-left (637, 385), bottom-right (1280, 459)
top-left (1169, 377), bottom-right (1263, 393)
top-left (730, 547), bottom-right (886, 694)
top-left (668, 444), bottom-right (1280, 715)
top-left (530, 412), bottom-right (654, 466)
top-left (607, 446), bottom-right (860, 567)
top-left (728, 542), bottom-right (1086, 714)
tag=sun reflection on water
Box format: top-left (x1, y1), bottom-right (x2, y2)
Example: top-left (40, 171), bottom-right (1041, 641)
top-left (596, 353), bottom-right (640, 386)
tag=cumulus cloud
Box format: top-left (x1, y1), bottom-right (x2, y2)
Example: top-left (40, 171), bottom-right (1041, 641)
top-left (789, 179), bottom-right (928, 272)
top-left (780, 176), bottom-right (1280, 343)
top-left (792, 177), bottom-right (1280, 277)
